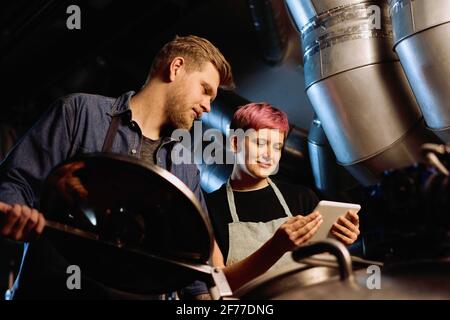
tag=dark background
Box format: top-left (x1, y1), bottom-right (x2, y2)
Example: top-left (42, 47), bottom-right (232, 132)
top-left (0, 0), bottom-right (316, 297)
top-left (0, 0), bottom-right (313, 131)
top-left (1, 0), bottom-right (448, 300)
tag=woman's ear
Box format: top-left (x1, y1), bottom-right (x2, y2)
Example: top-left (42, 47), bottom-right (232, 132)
top-left (230, 135), bottom-right (239, 154)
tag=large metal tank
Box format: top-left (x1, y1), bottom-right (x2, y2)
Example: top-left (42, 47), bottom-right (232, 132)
top-left (389, 0), bottom-right (450, 142)
top-left (285, 0), bottom-right (436, 185)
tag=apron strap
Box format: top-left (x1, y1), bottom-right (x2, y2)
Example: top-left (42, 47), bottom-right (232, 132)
top-left (226, 178), bottom-right (293, 223)
top-left (226, 180), bottom-right (241, 223)
top-left (101, 116), bottom-right (121, 152)
top-left (267, 178), bottom-right (293, 217)
top-left (101, 97), bottom-right (123, 153)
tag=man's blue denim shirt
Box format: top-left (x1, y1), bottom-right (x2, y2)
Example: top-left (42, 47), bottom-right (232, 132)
top-left (0, 91), bottom-right (208, 211)
top-left (0, 91), bottom-right (209, 298)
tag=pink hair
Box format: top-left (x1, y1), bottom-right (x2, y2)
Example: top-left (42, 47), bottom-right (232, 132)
top-left (230, 102), bottom-right (290, 135)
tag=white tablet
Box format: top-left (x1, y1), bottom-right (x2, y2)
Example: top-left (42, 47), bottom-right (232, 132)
top-left (308, 200), bottom-right (361, 242)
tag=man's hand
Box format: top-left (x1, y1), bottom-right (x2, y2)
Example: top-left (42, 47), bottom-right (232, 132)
top-left (272, 211), bottom-right (323, 253)
top-left (330, 210), bottom-right (360, 245)
top-left (53, 162), bottom-right (88, 207)
top-left (0, 202), bottom-right (46, 242)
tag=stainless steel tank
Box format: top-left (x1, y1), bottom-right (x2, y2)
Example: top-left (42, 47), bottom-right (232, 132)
top-left (389, 0), bottom-right (450, 142)
top-left (285, 0), bottom-right (436, 185)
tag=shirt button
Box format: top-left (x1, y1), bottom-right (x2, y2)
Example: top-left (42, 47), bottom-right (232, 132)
top-left (131, 149), bottom-right (137, 154)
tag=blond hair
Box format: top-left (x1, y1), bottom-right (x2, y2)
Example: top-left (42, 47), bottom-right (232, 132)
top-left (149, 35), bottom-right (234, 89)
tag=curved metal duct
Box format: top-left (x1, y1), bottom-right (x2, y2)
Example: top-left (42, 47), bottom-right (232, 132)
top-left (278, 125), bottom-right (315, 187)
top-left (308, 115), bottom-right (359, 199)
top-left (389, 0), bottom-right (450, 142)
top-left (285, 0), bottom-right (436, 186)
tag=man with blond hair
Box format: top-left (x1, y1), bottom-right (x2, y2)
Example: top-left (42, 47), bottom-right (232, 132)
top-left (0, 35), bottom-right (234, 299)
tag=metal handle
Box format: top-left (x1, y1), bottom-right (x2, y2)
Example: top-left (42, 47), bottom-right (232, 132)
top-left (292, 239), bottom-right (353, 280)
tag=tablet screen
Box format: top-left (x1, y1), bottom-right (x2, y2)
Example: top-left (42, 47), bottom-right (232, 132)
top-left (308, 200), bottom-right (361, 243)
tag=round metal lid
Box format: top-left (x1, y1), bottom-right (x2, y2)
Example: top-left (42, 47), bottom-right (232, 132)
top-left (40, 153), bottom-right (213, 294)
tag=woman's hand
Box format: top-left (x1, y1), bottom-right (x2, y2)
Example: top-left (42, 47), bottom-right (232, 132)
top-left (330, 210), bottom-right (360, 245)
top-left (272, 211), bottom-right (323, 253)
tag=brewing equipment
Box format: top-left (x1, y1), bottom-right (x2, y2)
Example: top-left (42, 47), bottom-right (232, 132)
top-left (285, 0), bottom-right (436, 185)
top-left (389, 0), bottom-right (450, 142)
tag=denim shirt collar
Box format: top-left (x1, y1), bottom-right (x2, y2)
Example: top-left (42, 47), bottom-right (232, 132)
top-left (107, 90), bottom-right (135, 119)
top-left (109, 91), bottom-right (179, 147)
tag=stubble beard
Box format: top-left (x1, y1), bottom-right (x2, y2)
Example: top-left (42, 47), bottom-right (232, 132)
top-left (166, 88), bottom-right (194, 130)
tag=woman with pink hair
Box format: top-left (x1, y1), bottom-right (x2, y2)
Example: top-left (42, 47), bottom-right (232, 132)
top-left (205, 102), bottom-right (360, 291)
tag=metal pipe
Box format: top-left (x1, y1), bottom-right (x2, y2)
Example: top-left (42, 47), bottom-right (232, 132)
top-left (285, 0), bottom-right (436, 186)
top-left (292, 239), bottom-right (353, 280)
top-left (389, 0), bottom-right (450, 142)
top-left (308, 115), bottom-right (359, 197)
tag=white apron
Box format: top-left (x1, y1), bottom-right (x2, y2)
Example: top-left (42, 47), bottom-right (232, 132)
top-left (225, 178), bottom-right (300, 273)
